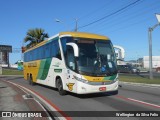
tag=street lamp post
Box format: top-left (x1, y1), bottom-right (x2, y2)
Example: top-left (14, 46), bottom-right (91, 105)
top-left (148, 14), bottom-right (160, 79)
top-left (0, 58), bottom-right (2, 75)
top-left (55, 18), bottom-right (78, 32)
top-left (55, 19), bottom-right (69, 31)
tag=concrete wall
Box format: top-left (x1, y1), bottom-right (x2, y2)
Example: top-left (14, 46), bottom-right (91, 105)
top-left (0, 52), bottom-right (8, 64)
top-left (143, 56), bottom-right (160, 69)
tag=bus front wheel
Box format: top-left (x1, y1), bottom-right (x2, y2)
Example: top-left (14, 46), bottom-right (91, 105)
top-left (56, 78), bottom-right (66, 95)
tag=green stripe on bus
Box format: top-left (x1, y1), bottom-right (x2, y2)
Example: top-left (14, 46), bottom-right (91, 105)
top-left (103, 75), bottom-right (116, 81)
top-left (37, 58), bottom-right (52, 80)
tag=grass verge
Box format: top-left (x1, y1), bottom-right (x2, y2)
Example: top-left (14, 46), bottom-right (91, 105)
top-left (119, 74), bottom-right (160, 84)
top-left (1, 68), bottom-right (160, 85)
top-left (2, 68), bottom-right (23, 75)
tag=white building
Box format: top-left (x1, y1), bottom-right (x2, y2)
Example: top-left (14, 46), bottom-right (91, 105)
top-left (114, 45), bottom-right (126, 65)
top-left (143, 56), bottom-right (160, 69)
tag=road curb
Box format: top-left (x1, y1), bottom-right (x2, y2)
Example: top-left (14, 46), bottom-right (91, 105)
top-left (0, 80), bottom-right (49, 119)
top-left (119, 81), bottom-right (160, 88)
top-left (4, 80), bottom-right (71, 120)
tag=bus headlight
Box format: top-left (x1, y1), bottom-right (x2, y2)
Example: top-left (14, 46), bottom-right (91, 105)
top-left (79, 78), bottom-right (88, 83)
top-left (74, 76), bottom-right (88, 83)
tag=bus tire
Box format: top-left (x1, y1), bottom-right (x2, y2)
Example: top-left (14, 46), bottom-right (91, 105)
top-left (56, 78), bottom-right (66, 95)
top-left (29, 75), bottom-right (35, 86)
top-left (27, 74), bottom-right (30, 85)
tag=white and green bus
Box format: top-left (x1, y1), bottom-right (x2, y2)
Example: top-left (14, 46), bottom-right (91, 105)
top-left (23, 32), bottom-right (118, 95)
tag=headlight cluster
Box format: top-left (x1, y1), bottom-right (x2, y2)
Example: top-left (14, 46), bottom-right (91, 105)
top-left (74, 75), bottom-right (118, 85)
top-left (73, 76), bottom-right (88, 83)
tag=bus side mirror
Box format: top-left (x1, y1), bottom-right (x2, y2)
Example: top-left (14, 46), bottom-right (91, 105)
top-left (66, 43), bottom-right (79, 57)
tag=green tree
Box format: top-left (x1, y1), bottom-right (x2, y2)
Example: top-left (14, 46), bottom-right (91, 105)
top-left (24, 28), bottom-right (49, 48)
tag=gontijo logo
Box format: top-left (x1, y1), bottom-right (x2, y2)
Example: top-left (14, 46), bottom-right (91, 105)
top-left (66, 83), bottom-right (75, 91)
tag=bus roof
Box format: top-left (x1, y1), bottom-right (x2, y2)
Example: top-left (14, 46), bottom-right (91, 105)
top-left (59, 32), bottom-right (110, 40)
top-left (24, 32), bottom-right (110, 52)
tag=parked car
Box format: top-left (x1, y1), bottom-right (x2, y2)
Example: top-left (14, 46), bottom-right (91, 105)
top-left (117, 65), bottom-right (140, 74)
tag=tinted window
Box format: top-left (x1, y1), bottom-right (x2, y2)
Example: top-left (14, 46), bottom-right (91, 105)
top-left (24, 38), bottom-right (61, 62)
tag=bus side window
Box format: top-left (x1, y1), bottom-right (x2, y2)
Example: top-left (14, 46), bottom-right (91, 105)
top-left (55, 42), bottom-right (62, 60)
top-left (45, 44), bottom-right (50, 58)
top-left (56, 48), bottom-right (62, 60)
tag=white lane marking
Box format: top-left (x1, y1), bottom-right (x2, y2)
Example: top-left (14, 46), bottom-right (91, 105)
top-left (5, 80), bottom-right (68, 120)
top-left (34, 99), bottom-right (52, 120)
top-left (128, 98), bottom-right (160, 108)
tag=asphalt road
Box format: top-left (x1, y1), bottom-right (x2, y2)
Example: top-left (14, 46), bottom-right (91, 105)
top-left (0, 76), bottom-right (160, 120)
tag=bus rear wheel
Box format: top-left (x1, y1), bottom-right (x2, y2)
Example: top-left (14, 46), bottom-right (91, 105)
top-left (29, 75), bottom-right (35, 86)
top-left (56, 78), bottom-right (66, 95)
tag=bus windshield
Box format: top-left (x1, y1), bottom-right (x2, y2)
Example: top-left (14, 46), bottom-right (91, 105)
top-left (77, 39), bottom-right (117, 76)
top-left (61, 37), bottom-right (117, 76)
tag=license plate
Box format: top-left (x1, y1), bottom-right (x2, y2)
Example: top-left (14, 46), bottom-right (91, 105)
top-left (99, 87), bottom-right (106, 91)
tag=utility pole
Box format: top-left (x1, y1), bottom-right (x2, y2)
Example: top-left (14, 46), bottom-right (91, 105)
top-left (75, 19), bottom-right (78, 32)
top-left (148, 27), bottom-right (153, 79)
top-left (0, 41), bottom-right (2, 74)
top-left (0, 53), bottom-right (2, 75)
top-left (148, 14), bottom-right (160, 79)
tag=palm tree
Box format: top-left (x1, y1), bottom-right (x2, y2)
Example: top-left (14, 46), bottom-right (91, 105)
top-left (24, 28), bottom-right (49, 48)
